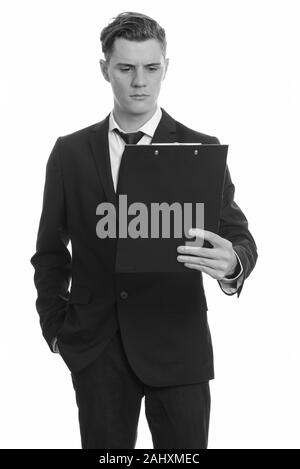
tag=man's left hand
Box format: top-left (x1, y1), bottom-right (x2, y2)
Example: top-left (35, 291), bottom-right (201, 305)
top-left (176, 228), bottom-right (238, 280)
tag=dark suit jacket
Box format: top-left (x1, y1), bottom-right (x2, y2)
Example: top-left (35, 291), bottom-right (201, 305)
top-left (30, 108), bottom-right (257, 386)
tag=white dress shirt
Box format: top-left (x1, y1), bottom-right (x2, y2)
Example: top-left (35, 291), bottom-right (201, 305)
top-left (52, 107), bottom-right (243, 353)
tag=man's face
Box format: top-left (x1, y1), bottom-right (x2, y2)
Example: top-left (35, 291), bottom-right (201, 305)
top-left (100, 38), bottom-right (169, 116)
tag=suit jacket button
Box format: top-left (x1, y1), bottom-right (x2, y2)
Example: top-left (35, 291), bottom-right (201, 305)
top-left (120, 290), bottom-right (128, 300)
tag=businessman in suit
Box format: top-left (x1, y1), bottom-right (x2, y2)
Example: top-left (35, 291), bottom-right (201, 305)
top-left (30, 12), bottom-right (257, 449)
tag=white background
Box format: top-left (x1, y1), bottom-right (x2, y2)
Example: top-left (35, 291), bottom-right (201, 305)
top-left (1, 0), bottom-right (299, 449)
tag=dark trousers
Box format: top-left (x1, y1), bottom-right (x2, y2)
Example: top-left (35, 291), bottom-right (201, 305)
top-left (70, 329), bottom-right (211, 449)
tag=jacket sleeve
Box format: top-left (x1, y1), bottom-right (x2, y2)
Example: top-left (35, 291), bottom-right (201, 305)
top-left (212, 137), bottom-right (258, 297)
top-left (30, 137), bottom-right (72, 351)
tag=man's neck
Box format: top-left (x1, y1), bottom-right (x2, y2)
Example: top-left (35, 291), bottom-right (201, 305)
top-left (112, 104), bottom-right (158, 132)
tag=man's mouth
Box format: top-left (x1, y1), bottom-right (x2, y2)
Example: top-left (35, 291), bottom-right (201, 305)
top-left (130, 94), bottom-right (149, 98)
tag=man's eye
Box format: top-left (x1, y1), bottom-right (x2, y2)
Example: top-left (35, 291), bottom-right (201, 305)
top-left (148, 67), bottom-right (158, 71)
top-left (120, 68), bottom-right (131, 72)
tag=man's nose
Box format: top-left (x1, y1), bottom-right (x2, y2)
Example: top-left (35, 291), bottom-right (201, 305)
top-left (131, 68), bottom-right (147, 87)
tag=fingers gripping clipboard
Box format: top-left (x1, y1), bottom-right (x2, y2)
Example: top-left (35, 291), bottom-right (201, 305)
top-left (114, 144), bottom-right (228, 272)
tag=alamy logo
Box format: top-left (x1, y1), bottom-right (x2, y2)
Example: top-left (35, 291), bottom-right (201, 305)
top-left (96, 195), bottom-right (205, 247)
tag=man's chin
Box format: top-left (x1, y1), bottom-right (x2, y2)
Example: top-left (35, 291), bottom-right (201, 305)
top-left (126, 102), bottom-right (155, 115)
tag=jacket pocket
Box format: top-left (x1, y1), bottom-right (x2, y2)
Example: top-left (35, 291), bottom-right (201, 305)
top-left (69, 285), bottom-right (92, 304)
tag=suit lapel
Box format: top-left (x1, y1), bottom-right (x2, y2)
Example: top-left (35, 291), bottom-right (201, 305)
top-left (152, 107), bottom-right (178, 143)
top-left (89, 114), bottom-right (117, 206)
top-left (89, 107), bottom-right (179, 204)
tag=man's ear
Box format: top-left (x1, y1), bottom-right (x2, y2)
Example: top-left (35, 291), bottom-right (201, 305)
top-left (100, 59), bottom-right (110, 82)
top-left (163, 58), bottom-right (169, 80)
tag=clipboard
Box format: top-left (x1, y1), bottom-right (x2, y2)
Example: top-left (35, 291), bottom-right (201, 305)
top-left (114, 144), bottom-right (228, 272)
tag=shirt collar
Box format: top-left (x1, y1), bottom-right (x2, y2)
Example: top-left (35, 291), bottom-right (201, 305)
top-left (109, 105), bottom-right (162, 138)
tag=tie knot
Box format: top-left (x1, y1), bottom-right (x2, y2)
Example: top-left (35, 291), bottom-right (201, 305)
top-left (114, 128), bottom-right (145, 145)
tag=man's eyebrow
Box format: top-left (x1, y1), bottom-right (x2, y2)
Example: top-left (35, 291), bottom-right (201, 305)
top-left (116, 62), bottom-right (162, 67)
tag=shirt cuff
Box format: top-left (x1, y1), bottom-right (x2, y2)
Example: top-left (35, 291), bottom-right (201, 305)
top-left (221, 249), bottom-right (243, 282)
top-left (218, 250), bottom-right (244, 294)
top-left (51, 336), bottom-right (60, 353)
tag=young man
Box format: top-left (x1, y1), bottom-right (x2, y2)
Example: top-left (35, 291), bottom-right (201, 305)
top-left (30, 12), bottom-right (257, 449)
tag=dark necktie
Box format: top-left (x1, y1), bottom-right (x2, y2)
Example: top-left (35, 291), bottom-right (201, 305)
top-left (113, 128), bottom-right (145, 145)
